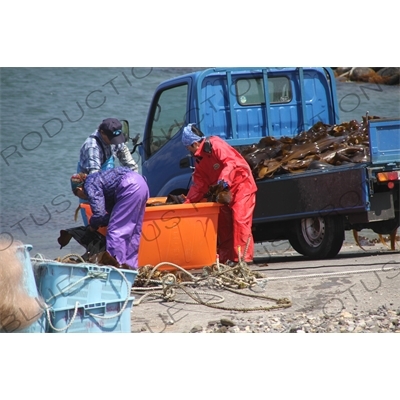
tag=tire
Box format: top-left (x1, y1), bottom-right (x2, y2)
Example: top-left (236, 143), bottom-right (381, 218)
top-left (288, 235), bottom-right (306, 255)
top-left (293, 216), bottom-right (344, 259)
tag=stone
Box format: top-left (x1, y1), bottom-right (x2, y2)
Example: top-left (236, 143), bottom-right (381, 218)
top-left (220, 318), bottom-right (235, 327)
top-left (341, 311), bottom-right (353, 319)
top-left (190, 325), bottom-right (203, 333)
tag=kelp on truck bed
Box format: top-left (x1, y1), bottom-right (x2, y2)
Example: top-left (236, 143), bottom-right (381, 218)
top-left (240, 116), bottom-right (379, 180)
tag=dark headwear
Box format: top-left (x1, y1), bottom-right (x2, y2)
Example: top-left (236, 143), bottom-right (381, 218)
top-left (99, 118), bottom-right (125, 145)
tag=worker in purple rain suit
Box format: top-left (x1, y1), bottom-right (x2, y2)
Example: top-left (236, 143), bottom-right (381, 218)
top-left (70, 167), bottom-right (149, 269)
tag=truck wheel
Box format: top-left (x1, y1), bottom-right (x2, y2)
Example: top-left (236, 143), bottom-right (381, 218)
top-left (293, 216), bottom-right (344, 259)
top-left (288, 235), bottom-right (306, 255)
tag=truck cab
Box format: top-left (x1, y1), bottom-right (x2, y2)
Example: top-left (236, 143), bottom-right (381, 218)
top-left (138, 67), bottom-right (340, 197)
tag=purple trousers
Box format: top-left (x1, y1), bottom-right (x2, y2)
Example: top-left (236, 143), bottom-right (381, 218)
top-left (106, 173), bottom-right (149, 269)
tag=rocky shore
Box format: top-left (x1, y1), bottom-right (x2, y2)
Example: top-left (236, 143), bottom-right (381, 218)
top-left (200, 305), bottom-right (400, 333)
top-left (333, 67), bottom-right (400, 85)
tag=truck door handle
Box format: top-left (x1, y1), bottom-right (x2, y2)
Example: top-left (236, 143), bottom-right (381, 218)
top-left (179, 156), bottom-right (191, 169)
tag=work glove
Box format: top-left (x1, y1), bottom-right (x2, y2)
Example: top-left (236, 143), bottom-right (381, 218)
top-left (205, 181), bottom-right (232, 204)
top-left (216, 180), bottom-right (231, 204)
top-left (216, 189), bottom-right (232, 205)
top-left (117, 145), bottom-right (139, 172)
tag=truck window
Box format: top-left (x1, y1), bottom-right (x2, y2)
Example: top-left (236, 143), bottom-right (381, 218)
top-left (236, 76), bottom-right (291, 105)
top-left (148, 84), bottom-right (188, 156)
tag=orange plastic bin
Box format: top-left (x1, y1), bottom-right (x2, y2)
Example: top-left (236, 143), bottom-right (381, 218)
top-left (80, 199), bottom-right (221, 270)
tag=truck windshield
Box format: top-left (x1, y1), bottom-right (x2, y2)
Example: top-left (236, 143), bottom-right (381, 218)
top-left (147, 84), bottom-right (188, 157)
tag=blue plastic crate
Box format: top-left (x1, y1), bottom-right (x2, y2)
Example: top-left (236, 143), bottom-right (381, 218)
top-left (47, 297), bottom-right (135, 333)
top-left (35, 262), bottom-right (137, 309)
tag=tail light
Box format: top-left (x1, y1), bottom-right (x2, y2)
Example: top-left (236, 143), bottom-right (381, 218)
top-left (376, 171), bottom-right (400, 189)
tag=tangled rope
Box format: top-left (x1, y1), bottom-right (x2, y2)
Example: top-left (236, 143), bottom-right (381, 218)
top-left (132, 260), bottom-right (292, 312)
top-left (32, 252), bottom-right (292, 315)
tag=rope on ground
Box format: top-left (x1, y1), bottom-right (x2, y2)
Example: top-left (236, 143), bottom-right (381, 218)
top-left (175, 283), bottom-right (291, 312)
top-left (132, 260), bottom-right (292, 312)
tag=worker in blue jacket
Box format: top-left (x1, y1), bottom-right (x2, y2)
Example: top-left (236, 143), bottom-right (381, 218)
top-left (77, 118), bottom-right (139, 224)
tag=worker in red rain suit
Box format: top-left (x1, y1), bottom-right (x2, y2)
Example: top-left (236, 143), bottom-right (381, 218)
top-left (181, 123), bottom-right (257, 265)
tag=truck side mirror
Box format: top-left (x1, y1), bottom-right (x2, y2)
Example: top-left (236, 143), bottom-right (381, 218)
top-left (121, 119), bottom-right (130, 143)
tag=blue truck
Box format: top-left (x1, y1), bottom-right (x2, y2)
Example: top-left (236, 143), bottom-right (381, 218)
top-left (127, 67), bottom-right (400, 259)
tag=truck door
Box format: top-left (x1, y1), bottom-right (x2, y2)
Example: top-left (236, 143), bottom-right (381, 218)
top-left (140, 79), bottom-right (193, 196)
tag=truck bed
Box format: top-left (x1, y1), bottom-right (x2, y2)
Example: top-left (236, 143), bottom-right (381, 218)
top-left (253, 163), bottom-right (368, 223)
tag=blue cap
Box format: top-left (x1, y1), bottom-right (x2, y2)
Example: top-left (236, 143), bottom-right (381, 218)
top-left (182, 123), bottom-right (202, 147)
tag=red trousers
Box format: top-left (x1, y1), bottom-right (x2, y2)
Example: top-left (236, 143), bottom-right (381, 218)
top-left (217, 190), bottom-right (256, 263)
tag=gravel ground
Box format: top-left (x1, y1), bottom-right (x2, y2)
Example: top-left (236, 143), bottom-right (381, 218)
top-left (197, 305), bottom-right (400, 333)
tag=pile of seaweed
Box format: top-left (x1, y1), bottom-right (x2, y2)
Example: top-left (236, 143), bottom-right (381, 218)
top-left (241, 115), bottom-right (381, 180)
